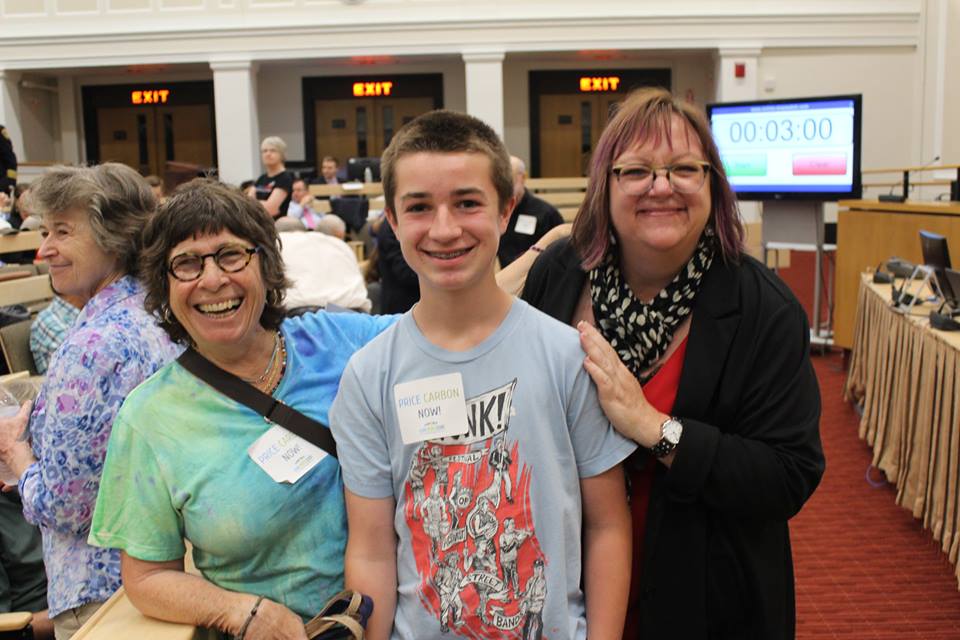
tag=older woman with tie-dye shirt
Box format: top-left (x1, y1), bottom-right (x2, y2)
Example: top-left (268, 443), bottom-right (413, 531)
top-left (0, 164), bottom-right (181, 640)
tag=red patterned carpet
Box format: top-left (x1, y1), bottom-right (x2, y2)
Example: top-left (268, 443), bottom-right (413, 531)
top-left (778, 251), bottom-right (960, 638)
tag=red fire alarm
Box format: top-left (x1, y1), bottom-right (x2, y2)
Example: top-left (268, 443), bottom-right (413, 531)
top-left (735, 63), bottom-right (746, 78)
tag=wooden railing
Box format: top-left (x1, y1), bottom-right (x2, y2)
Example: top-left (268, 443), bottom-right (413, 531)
top-left (861, 163), bottom-right (960, 198)
top-left (308, 177), bottom-right (589, 222)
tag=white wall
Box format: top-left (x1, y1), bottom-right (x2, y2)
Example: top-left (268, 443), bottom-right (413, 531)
top-left (17, 81), bottom-right (59, 162)
top-left (941, 1), bottom-right (960, 165)
top-left (759, 47), bottom-right (918, 170)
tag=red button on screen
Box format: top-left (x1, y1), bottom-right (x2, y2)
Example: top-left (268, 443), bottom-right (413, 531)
top-left (792, 155), bottom-right (847, 175)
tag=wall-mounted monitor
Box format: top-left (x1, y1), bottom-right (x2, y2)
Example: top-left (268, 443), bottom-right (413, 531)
top-left (706, 94), bottom-right (862, 201)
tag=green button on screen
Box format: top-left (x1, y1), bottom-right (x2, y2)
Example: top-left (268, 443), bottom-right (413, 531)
top-left (722, 154), bottom-right (767, 177)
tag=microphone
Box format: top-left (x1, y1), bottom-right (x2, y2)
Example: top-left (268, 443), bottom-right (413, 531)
top-left (879, 155), bottom-right (941, 203)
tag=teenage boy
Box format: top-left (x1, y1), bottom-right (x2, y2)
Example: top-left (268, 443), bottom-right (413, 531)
top-left (330, 110), bottom-right (634, 640)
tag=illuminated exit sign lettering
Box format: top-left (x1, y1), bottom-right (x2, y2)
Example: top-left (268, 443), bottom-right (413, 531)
top-left (579, 76), bottom-right (621, 92)
top-left (131, 89), bottom-right (170, 105)
top-left (353, 81), bottom-right (394, 97)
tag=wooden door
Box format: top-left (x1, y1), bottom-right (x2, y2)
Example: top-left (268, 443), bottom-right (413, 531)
top-left (537, 93), bottom-right (626, 177)
top-left (97, 107), bottom-right (156, 174)
top-left (315, 99), bottom-right (365, 165)
top-left (156, 104), bottom-right (214, 168)
top-left (374, 97), bottom-right (435, 149)
top-left (315, 96), bottom-right (436, 166)
top-left (538, 94), bottom-right (592, 177)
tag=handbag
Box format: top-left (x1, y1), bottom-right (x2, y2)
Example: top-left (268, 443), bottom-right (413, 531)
top-left (305, 590), bottom-right (373, 639)
top-left (176, 347), bottom-right (337, 458)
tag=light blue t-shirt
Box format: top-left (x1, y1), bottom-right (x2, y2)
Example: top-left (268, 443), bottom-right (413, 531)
top-left (89, 310), bottom-right (395, 620)
top-left (330, 298), bottom-right (636, 640)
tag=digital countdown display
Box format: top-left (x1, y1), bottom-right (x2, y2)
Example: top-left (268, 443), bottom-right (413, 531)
top-left (708, 96), bottom-right (861, 199)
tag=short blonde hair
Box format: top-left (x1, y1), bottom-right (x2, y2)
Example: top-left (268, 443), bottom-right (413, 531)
top-left (260, 136), bottom-right (287, 161)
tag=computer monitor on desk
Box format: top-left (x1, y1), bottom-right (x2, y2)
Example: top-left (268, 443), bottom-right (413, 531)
top-left (346, 157), bottom-right (381, 183)
top-left (920, 230), bottom-right (951, 270)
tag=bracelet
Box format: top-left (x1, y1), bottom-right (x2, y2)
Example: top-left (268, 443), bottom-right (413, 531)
top-left (236, 595), bottom-right (265, 640)
top-left (529, 245), bottom-right (544, 254)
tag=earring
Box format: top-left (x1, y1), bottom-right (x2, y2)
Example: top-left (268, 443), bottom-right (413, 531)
top-left (161, 305), bottom-right (174, 323)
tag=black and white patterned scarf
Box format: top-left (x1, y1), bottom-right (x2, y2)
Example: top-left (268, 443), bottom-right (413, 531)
top-left (589, 228), bottom-right (716, 383)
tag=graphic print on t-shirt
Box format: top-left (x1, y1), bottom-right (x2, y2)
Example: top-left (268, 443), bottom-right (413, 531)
top-left (404, 379), bottom-right (549, 639)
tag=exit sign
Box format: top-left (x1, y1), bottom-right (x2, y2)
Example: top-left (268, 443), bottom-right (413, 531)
top-left (131, 89), bottom-right (170, 105)
top-left (579, 76), bottom-right (621, 92)
top-left (353, 81), bottom-right (394, 97)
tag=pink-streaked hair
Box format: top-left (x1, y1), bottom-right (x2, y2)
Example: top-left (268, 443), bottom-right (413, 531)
top-left (572, 87), bottom-right (745, 270)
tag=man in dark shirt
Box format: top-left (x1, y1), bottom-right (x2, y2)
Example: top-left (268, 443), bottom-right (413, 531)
top-left (376, 218), bottom-right (420, 314)
top-left (0, 124), bottom-right (16, 198)
top-left (1, 492), bottom-right (54, 638)
top-left (497, 156), bottom-right (563, 267)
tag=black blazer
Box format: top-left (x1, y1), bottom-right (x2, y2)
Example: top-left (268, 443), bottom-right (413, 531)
top-left (522, 239), bottom-right (824, 640)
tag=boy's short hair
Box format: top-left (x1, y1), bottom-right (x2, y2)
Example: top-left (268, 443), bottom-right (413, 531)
top-left (381, 110), bottom-right (513, 217)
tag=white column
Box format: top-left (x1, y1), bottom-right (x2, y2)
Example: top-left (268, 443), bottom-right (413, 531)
top-left (210, 59), bottom-right (260, 186)
top-left (462, 51), bottom-right (505, 139)
top-left (0, 69), bottom-right (24, 163)
top-left (714, 48), bottom-right (762, 224)
top-left (56, 75), bottom-right (81, 165)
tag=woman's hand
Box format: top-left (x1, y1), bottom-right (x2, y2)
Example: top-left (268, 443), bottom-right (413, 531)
top-left (578, 321), bottom-right (666, 448)
top-left (241, 598), bottom-right (308, 640)
top-left (0, 401), bottom-right (35, 481)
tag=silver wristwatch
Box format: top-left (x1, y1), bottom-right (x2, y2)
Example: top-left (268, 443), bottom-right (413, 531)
top-left (650, 416), bottom-right (683, 458)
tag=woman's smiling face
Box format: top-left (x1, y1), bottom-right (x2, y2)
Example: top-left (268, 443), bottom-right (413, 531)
top-left (608, 114), bottom-right (712, 264)
top-left (167, 229), bottom-right (266, 357)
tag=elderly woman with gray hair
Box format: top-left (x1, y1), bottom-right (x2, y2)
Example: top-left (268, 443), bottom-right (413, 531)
top-left (251, 136), bottom-right (294, 219)
top-left (0, 163), bottom-right (181, 639)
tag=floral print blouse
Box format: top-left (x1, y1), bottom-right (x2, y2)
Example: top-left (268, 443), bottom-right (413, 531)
top-left (17, 275), bottom-right (182, 617)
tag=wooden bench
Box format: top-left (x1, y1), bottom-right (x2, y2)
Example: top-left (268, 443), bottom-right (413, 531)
top-left (526, 177), bottom-right (588, 222)
top-left (308, 182), bottom-right (383, 198)
top-left (0, 231), bottom-right (42, 255)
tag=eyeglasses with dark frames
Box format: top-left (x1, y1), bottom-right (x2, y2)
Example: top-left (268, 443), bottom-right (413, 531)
top-left (168, 245), bottom-right (261, 282)
top-left (610, 161), bottom-right (712, 196)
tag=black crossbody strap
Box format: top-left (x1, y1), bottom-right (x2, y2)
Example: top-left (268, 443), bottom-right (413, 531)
top-left (177, 347), bottom-right (338, 459)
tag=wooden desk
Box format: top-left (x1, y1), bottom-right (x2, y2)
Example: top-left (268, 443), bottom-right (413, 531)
top-left (0, 231), bottom-right (42, 254)
top-left (835, 200), bottom-right (960, 349)
top-left (845, 275), bottom-right (960, 589)
top-left (308, 182), bottom-right (383, 198)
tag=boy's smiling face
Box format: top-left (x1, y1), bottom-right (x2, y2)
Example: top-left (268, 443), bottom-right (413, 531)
top-left (388, 151), bottom-right (513, 297)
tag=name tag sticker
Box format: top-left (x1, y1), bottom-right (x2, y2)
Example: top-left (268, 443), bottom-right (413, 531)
top-left (514, 214), bottom-right (537, 235)
top-left (248, 425), bottom-right (328, 484)
top-left (394, 373), bottom-right (470, 444)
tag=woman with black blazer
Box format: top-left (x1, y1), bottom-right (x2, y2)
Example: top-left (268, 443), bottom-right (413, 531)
top-left (521, 87), bottom-right (824, 639)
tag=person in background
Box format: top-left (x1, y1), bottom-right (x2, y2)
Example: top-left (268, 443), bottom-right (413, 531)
top-left (287, 178), bottom-right (324, 230)
top-left (0, 492), bottom-right (54, 639)
top-left (29, 283), bottom-right (83, 375)
top-left (0, 163), bottom-right (181, 639)
top-left (144, 175), bottom-right (165, 205)
top-left (375, 218), bottom-right (418, 314)
top-left (315, 214), bottom-right (346, 240)
top-left (250, 136), bottom-right (293, 219)
top-left (522, 87), bottom-right (824, 639)
top-left (317, 156), bottom-right (341, 185)
top-left (496, 156), bottom-right (564, 267)
top-left (88, 179), bottom-right (394, 639)
top-left (0, 124), bottom-right (16, 198)
top-left (276, 216), bottom-right (371, 312)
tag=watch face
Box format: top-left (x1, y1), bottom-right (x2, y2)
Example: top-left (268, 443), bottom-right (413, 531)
top-left (663, 420), bottom-right (683, 444)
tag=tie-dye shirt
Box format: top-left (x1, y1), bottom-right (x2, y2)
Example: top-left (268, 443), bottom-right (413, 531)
top-left (18, 275), bottom-right (181, 617)
top-left (88, 310), bottom-right (395, 620)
